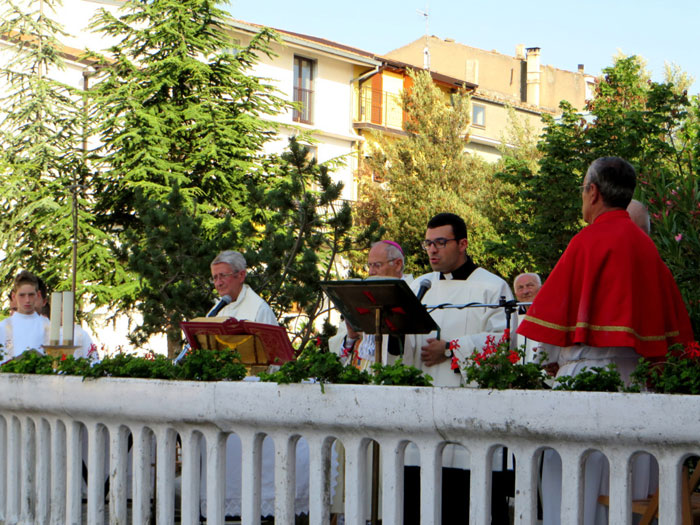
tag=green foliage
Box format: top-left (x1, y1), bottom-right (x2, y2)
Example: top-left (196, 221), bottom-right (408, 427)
top-left (370, 359), bottom-right (433, 387)
top-left (84, 351), bottom-right (178, 379)
top-left (122, 183), bottom-right (235, 356)
top-left (0, 0), bottom-right (117, 312)
top-left (0, 351), bottom-right (55, 375)
top-left (86, 0), bottom-right (289, 341)
top-left (631, 343), bottom-right (700, 395)
top-left (0, 348), bottom-right (248, 381)
top-left (492, 56), bottom-right (700, 333)
top-left (355, 69), bottom-right (503, 275)
top-left (56, 355), bottom-right (96, 376)
top-left (175, 348), bottom-right (247, 381)
top-left (491, 101), bottom-right (588, 276)
top-left (483, 108), bottom-right (543, 277)
top-left (553, 364), bottom-right (624, 392)
top-left (258, 344), bottom-right (433, 386)
top-left (464, 334), bottom-right (547, 390)
top-left (259, 344), bottom-right (372, 385)
top-left (244, 138), bottom-right (367, 349)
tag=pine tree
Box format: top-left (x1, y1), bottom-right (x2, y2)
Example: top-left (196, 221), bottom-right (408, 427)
top-left (0, 0), bottom-right (117, 313)
top-left (244, 137), bottom-right (363, 350)
top-left (355, 69), bottom-right (501, 275)
top-left (123, 183), bottom-right (236, 356)
top-left (86, 0), bottom-right (289, 330)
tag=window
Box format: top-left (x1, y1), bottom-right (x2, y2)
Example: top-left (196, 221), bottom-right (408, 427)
top-left (472, 104), bottom-right (485, 128)
top-left (221, 38), bottom-right (241, 56)
top-left (293, 56), bottom-right (314, 124)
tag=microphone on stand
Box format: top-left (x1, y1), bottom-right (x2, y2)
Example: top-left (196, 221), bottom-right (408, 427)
top-left (175, 295), bottom-right (233, 364)
top-left (207, 294), bottom-right (232, 317)
top-left (416, 279), bottom-right (432, 303)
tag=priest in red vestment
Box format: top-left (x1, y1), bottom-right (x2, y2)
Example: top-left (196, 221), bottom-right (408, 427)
top-left (518, 156), bottom-right (693, 370)
top-left (517, 156), bottom-right (694, 525)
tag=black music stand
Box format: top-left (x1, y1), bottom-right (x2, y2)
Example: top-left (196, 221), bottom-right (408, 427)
top-left (322, 278), bottom-right (437, 349)
top-left (321, 278), bottom-right (439, 525)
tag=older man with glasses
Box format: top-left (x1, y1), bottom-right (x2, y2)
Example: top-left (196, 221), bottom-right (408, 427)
top-left (329, 240), bottom-right (412, 371)
top-left (209, 250), bottom-right (278, 325)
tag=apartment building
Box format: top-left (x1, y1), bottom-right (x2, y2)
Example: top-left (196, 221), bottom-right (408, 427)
top-left (385, 35), bottom-right (597, 161)
top-left (224, 20), bottom-right (380, 201)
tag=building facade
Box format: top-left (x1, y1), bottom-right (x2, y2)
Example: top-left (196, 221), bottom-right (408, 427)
top-left (385, 36), bottom-right (598, 160)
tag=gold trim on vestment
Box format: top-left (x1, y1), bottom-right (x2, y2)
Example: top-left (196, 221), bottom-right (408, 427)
top-left (523, 315), bottom-right (680, 342)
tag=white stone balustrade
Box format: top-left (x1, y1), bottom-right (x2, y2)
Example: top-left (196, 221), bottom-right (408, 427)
top-left (0, 374), bottom-right (698, 524)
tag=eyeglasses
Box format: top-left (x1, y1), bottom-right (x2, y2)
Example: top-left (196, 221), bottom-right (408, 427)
top-left (421, 238), bottom-right (457, 250)
top-left (366, 259), bottom-right (396, 271)
top-left (210, 271), bottom-right (241, 284)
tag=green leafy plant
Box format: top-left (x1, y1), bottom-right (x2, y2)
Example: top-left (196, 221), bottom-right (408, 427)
top-left (464, 330), bottom-right (547, 390)
top-left (83, 350), bottom-right (178, 380)
top-left (630, 342), bottom-right (700, 394)
top-left (0, 350), bottom-right (55, 375)
top-left (259, 342), bottom-right (433, 387)
top-left (259, 344), bottom-right (372, 386)
top-left (176, 348), bottom-right (247, 382)
top-left (554, 364), bottom-right (624, 392)
top-left (370, 359), bottom-right (433, 387)
top-left (56, 355), bottom-right (96, 376)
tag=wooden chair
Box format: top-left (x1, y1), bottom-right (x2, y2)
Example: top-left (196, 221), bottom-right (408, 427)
top-left (598, 463), bottom-right (700, 524)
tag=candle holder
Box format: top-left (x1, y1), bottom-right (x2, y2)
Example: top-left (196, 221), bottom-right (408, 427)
top-left (43, 345), bottom-right (79, 370)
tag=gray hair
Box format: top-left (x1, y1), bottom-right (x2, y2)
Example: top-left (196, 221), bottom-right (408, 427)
top-left (513, 272), bottom-right (541, 287)
top-left (371, 240), bottom-right (405, 268)
top-left (211, 250), bottom-right (247, 272)
top-left (585, 157), bottom-right (636, 209)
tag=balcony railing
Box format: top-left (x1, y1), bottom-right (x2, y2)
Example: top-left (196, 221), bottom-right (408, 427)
top-left (0, 374), bottom-right (698, 524)
top-left (355, 87), bottom-right (403, 130)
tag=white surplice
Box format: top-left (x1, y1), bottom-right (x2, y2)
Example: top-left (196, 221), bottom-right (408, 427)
top-left (392, 268), bottom-right (511, 387)
top-left (389, 267), bottom-right (511, 470)
top-left (217, 284), bottom-right (278, 325)
top-left (0, 312), bottom-right (50, 361)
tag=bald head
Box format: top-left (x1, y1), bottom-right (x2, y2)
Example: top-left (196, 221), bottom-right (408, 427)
top-left (513, 273), bottom-right (541, 302)
top-left (627, 199), bottom-right (650, 235)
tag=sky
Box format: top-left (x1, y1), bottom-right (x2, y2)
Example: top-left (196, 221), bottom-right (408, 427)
top-left (224, 0), bottom-right (699, 95)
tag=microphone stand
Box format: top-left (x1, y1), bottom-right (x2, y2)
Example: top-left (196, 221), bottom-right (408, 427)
top-left (425, 296), bottom-right (533, 332)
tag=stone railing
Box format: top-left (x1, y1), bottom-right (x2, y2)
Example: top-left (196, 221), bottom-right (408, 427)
top-left (0, 374), bottom-right (698, 524)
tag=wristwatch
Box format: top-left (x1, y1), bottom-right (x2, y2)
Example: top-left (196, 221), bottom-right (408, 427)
top-left (444, 341), bottom-right (453, 358)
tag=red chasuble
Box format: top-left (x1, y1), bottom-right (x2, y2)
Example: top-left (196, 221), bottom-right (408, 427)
top-left (517, 210), bottom-right (694, 357)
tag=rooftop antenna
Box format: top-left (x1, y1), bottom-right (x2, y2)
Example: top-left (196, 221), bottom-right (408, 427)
top-left (417, 3), bottom-right (430, 70)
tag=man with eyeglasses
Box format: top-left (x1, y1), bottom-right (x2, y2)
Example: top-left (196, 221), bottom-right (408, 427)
top-left (394, 212), bottom-right (512, 524)
top-left (517, 157), bottom-right (693, 525)
top-left (395, 212), bottom-right (511, 386)
top-left (329, 240), bottom-right (412, 370)
top-left (210, 250), bottom-right (277, 325)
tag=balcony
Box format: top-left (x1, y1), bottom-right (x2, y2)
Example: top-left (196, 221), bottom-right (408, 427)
top-left (354, 87), bottom-right (404, 131)
top-left (0, 374), bottom-right (698, 524)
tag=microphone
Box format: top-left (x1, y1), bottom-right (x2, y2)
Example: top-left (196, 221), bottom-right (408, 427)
top-left (175, 294), bottom-right (233, 364)
top-left (207, 295), bottom-right (232, 317)
top-left (416, 279), bottom-right (432, 302)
